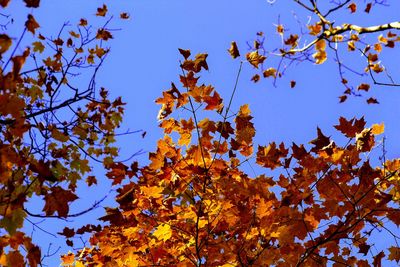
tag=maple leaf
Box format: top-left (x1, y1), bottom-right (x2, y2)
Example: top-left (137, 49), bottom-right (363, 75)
top-left (228, 41), bottom-right (240, 58)
top-left (371, 123), bottom-right (384, 135)
top-left (0, 0), bottom-right (10, 7)
top-left (24, 0), bottom-right (40, 7)
top-left (348, 3), bottom-right (357, 13)
top-left (120, 12), bottom-right (130, 19)
top-left (263, 68), bottom-right (277, 78)
top-left (58, 227), bottom-right (75, 238)
top-left (309, 127), bottom-right (330, 152)
top-left (96, 4), bottom-right (108, 16)
top-left (178, 48), bottom-right (191, 59)
top-left (373, 251), bottom-right (385, 267)
top-left (246, 50), bottom-right (266, 68)
top-left (388, 246), bottom-right (400, 263)
top-left (367, 97), bottom-right (379, 104)
top-left (43, 186), bottom-right (78, 217)
top-left (256, 142), bottom-right (288, 169)
top-left (334, 117), bottom-right (366, 138)
top-left (203, 91), bottom-right (223, 111)
top-left (235, 104), bottom-right (255, 145)
top-left (25, 14), bottom-right (40, 34)
top-left (153, 224), bottom-right (172, 241)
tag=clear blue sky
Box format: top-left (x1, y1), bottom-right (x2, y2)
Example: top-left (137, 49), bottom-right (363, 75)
top-left (8, 0), bottom-right (400, 265)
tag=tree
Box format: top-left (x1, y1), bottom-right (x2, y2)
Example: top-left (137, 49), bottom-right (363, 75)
top-left (245, 0), bottom-right (400, 103)
top-left (0, 1), bottom-right (131, 266)
top-left (1, 1), bottom-right (400, 266)
top-left (68, 55), bottom-right (399, 266)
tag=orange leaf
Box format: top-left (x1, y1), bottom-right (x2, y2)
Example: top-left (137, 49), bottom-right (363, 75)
top-left (246, 51), bottom-right (266, 68)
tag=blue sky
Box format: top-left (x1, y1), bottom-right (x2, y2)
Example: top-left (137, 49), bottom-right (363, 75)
top-left (8, 0), bottom-right (400, 265)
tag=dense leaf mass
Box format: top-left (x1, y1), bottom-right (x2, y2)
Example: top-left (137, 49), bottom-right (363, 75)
top-left (69, 53), bottom-right (400, 266)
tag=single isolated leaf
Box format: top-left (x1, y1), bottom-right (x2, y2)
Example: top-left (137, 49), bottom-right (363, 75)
top-left (228, 41), bottom-right (240, 58)
top-left (334, 117), bottom-right (366, 138)
top-left (263, 68), bottom-right (276, 78)
top-left (367, 97), bottom-right (379, 104)
top-left (43, 186), bottom-right (78, 217)
top-left (32, 41), bottom-right (45, 53)
top-left (25, 14), bottom-right (40, 34)
top-left (388, 246), bottom-right (400, 263)
top-left (371, 123), bottom-right (384, 135)
top-left (24, 0), bottom-right (40, 7)
top-left (348, 3), bottom-right (357, 13)
top-left (120, 12), bottom-right (130, 19)
top-left (96, 4), bottom-right (108, 16)
top-left (246, 50), bottom-right (266, 68)
top-left (0, 34), bottom-right (12, 54)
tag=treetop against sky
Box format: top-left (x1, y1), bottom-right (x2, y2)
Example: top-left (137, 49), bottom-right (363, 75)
top-left (0, 0), bottom-right (400, 266)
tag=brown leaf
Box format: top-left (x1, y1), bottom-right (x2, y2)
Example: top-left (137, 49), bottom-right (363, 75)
top-left (178, 48), bottom-right (191, 59)
top-left (58, 227), bottom-right (75, 238)
top-left (251, 74), bottom-right (260, 83)
top-left (24, 0), bottom-right (40, 7)
top-left (357, 83), bottom-right (370, 91)
top-left (25, 14), bottom-right (40, 34)
top-left (96, 4), bottom-right (108, 17)
top-left (373, 251), bottom-right (385, 267)
top-left (334, 117), bottom-right (366, 138)
top-left (228, 41), bottom-right (240, 59)
top-left (0, 34), bottom-right (12, 54)
top-left (348, 3), bottom-right (357, 13)
top-left (43, 186), bottom-right (78, 217)
top-left (290, 80), bottom-right (296, 88)
top-left (120, 12), bottom-right (130, 19)
top-left (365, 3), bottom-right (372, 13)
top-left (0, 0), bottom-right (10, 7)
top-left (366, 97), bottom-right (379, 104)
top-left (358, 243), bottom-right (370, 256)
top-left (246, 51), bottom-right (266, 68)
top-left (12, 48), bottom-right (30, 77)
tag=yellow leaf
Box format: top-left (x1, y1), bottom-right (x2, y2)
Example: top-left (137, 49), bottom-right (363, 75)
top-left (246, 51), bottom-right (266, 68)
top-left (141, 186), bottom-right (163, 198)
top-left (371, 123), bottom-right (384, 135)
top-left (153, 223), bottom-right (172, 241)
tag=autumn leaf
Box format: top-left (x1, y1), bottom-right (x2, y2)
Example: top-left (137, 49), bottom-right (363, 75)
top-left (348, 3), bottom-right (357, 13)
top-left (43, 186), bottom-right (78, 217)
top-left (24, 0), bottom-right (40, 7)
top-left (203, 91), bottom-right (223, 111)
top-left (178, 48), bottom-right (191, 59)
top-left (153, 224), bottom-right (172, 241)
top-left (371, 123), bottom-right (384, 135)
top-left (25, 14), bottom-right (40, 34)
top-left (388, 246), bottom-right (400, 263)
top-left (263, 68), bottom-right (277, 78)
top-left (246, 50), bottom-right (266, 68)
top-left (32, 41), bottom-right (45, 53)
top-left (251, 74), bottom-right (260, 83)
top-left (228, 41), bottom-right (240, 58)
top-left (334, 117), bottom-right (366, 138)
top-left (120, 12), bottom-right (130, 19)
top-left (309, 127), bottom-right (330, 152)
top-left (96, 4), bottom-right (108, 16)
top-left (367, 97), bottom-right (379, 104)
top-left (0, 34), bottom-right (12, 54)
